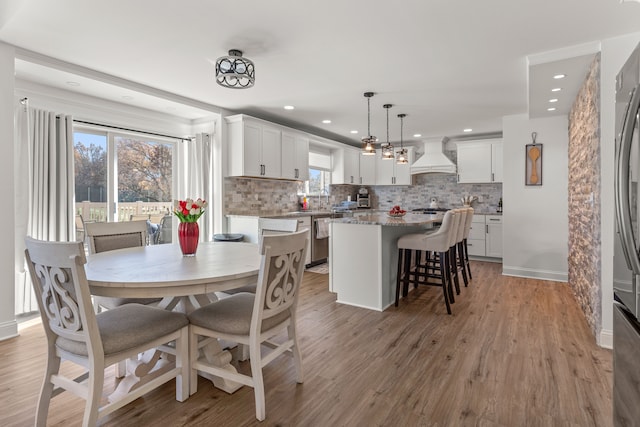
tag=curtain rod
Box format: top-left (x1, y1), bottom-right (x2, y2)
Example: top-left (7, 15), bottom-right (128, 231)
top-left (73, 119), bottom-right (193, 141)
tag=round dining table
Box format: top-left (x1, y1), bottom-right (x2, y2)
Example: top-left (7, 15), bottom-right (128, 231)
top-left (85, 241), bottom-right (261, 396)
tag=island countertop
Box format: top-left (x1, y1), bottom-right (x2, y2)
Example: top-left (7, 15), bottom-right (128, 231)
top-left (333, 212), bottom-right (443, 226)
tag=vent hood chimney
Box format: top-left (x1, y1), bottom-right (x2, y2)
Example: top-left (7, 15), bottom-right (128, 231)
top-left (410, 139), bottom-right (457, 174)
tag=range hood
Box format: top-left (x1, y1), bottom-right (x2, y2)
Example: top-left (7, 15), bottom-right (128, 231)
top-left (410, 140), bottom-right (457, 174)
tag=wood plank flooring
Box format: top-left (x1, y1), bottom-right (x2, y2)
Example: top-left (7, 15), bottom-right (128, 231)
top-left (0, 261), bottom-right (612, 426)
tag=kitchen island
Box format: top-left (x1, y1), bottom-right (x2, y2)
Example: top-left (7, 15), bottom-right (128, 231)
top-left (329, 212), bottom-right (443, 311)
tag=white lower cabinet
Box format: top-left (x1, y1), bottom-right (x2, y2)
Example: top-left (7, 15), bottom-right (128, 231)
top-left (466, 214), bottom-right (502, 259)
top-left (297, 216), bottom-right (312, 266)
top-left (485, 215), bottom-right (503, 258)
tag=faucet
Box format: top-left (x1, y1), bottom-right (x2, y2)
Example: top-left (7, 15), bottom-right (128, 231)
top-left (319, 188), bottom-right (329, 209)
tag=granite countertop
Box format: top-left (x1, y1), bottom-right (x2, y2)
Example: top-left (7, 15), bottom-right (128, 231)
top-left (226, 210), bottom-right (333, 218)
top-left (333, 212), bottom-right (444, 226)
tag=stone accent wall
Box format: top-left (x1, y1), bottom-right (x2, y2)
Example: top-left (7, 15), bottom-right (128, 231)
top-left (568, 54), bottom-right (601, 338)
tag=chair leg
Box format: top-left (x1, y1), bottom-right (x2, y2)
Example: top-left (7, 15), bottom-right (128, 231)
top-left (83, 363), bottom-right (104, 427)
top-left (450, 246), bottom-right (461, 295)
top-left (288, 321), bottom-right (304, 383)
top-left (35, 351), bottom-right (61, 427)
top-left (176, 326), bottom-right (189, 402)
top-left (444, 251), bottom-right (455, 303)
top-left (249, 338), bottom-right (266, 421)
top-left (458, 241), bottom-right (468, 287)
top-left (402, 249), bottom-right (412, 298)
top-left (438, 251), bottom-right (452, 315)
top-left (395, 249), bottom-right (403, 307)
top-left (116, 360), bottom-right (126, 378)
top-left (189, 326), bottom-right (199, 396)
top-left (464, 239), bottom-right (472, 280)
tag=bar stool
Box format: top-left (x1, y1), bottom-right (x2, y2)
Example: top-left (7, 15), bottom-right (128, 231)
top-left (395, 210), bottom-right (457, 314)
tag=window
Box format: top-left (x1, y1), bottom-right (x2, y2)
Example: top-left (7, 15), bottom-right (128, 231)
top-left (304, 149), bottom-right (332, 196)
top-left (74, 128), bottom-right (178, 243)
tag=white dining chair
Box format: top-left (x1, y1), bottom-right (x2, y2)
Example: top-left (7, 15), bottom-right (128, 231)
top-left (84, 220), bottom-right (162, 312)
top-left (188, 230), bottom-right (308, 421)
top-left (24, 237), bottom-right (189, 427)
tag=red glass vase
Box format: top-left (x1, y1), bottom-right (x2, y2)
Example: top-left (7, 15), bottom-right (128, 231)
top-left (178, 221), bottom-right (199, 256)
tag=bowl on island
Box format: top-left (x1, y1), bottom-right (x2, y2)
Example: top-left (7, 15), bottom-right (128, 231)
top-left (387, 212), bottom-right (406, 218)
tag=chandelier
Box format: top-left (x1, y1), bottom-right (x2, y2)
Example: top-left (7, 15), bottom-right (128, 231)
top-left (381, 104), bottom-right (394, 159)
top-left (396, 113), bottom-right (408, 164)
top-left (215, 49), bottom-right (255, 89)
top-left (361, 92), bottom-right (378, 155)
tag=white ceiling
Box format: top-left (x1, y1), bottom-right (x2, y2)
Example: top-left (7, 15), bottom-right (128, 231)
top-left (2, 0), bottom-right (640, 147)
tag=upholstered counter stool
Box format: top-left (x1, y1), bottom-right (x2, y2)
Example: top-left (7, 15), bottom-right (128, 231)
top-left (450, 208), bottom-right (468, 289)
top-left (395, 210), bottom-right (457, 314)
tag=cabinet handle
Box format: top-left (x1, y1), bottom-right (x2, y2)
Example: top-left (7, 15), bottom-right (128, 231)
top-left (295, 168), bottom-right (299, 178)
top-left (457, 174), bottom-right (460, 182)
top-left (489, 218), bottom-right (500, 221)
top-left (468, 243), bottom-right (473, 246)
top-left (486, 224), bottom-right (488, 233)
top-left (492, 172), bottom-right (495, 182)
top-left (360, 177), bottom-right (363, 184)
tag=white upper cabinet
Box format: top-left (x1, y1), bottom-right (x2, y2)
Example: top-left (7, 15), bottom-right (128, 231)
top-left (332, 147), bottom-right (360, 184)
top-left (375, 148), bottom-right (413, 185)
top-left (227, 115), bottom-right (282, 178)
top-left (281, 132), bottom-right (309, 181)
top-left (457, 140), bottom-right (502, 183)
top-left (360, 154), bottom-right (376, 185)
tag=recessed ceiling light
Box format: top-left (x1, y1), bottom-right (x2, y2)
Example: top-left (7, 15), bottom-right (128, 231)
top-left (551, 87), bottom-right (562, 92)
top-left (547, 107), bottom-right (556, 111)
top-left (553, 74), bottom-right (566, 79)
top-left (350, 130), bottom-right (358, 134)
top-left (122, 95), bottom-right (134, 100)
top-left (322, 119), bottom-right (331, 124)
top-left (549, 99), bottom-right (558, 103)
top-left (413, 134), bottom-right (422, 138)
top-left (463, 128), bottom-right (473, 133)
top-left (66, 81), bottom-right (80, 86)
top-left (284, 105), bottom-right (295, 110)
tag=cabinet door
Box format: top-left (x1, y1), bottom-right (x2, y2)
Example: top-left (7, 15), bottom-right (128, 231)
top-left (457, 144), bottom-right (492, 183)
top-left (492, 142), bottom-right (503, 183)
top-left (485, 215), bottom-right (503, 257)
top-left (242, 121), bottom-right (263, 177)
top-left (360, 154), bottom-right (376, 185)
top-left (467, 215), bottom-right (486, 256)
top-left (394, 148), bottom-right (412, 185)
top-left (345, 149), bottom-right (359, 184)
top-left (281, 133), bottom-right (297, 180)
top-left (294, 136), bottom-right (309, 181)
top-left (261, 126), bottom-right (282, 178)
top-left (375, 152), bottom-right (395, 185)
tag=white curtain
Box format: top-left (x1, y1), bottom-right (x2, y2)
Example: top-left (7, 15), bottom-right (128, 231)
top-left (14, 104), bottom-right (75, 315)
top-left (181, 132), bottom-right (213, 241)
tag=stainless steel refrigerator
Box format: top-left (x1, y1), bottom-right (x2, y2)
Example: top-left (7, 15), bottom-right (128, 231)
top-left (614, 41), bottom-right (640, 426)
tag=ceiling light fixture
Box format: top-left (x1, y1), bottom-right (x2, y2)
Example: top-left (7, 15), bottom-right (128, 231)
top-left (463, 128), bottom-right (473, 133)
top-left (381, 104), bottom-right (394, 160)
top-left (284, 105), bottom-right (295, 110)
top-left (361, 92), bottom-right (378, 156)
top-left (350, 130), bottom-right (358, 134)
top-left (322, 119), bottom-right (332, 124)
top-left (549, 98), bottom-right (558, 103)
top-left (215, 49), bottom-right (255, 89)
top-left (551, 87), bottom-right (562, 92)
top-left (553, 74), bottom-right (566, 79)
top-left (547, 107), bottom-right (557, 111)
top-left (396, 113), bottom-right (408, 164)
top-left (413, 134), bottom-right (422, 138)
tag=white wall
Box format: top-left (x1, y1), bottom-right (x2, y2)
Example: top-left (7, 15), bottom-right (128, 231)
top-left (0, 42), bottom-right (17, 341)
top-left (502, 114), bottom-right (569, 281)
top-left (599, 32), bottom-right (640, 347)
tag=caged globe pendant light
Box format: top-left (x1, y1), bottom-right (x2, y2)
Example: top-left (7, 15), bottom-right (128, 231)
top-left (396, 113), bottom-right (409, 164)
top-left (215, 49), bottom-right (255, 89)
top-left (381, 104), bottom-right (395, 159)
top-left (361, 92), bottom-right (378, 155)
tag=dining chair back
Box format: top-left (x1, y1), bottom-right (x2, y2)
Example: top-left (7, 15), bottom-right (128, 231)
top-left (24, 237), bottom-right (189, 427)
top-left (84, 220), bottom-right (160, 313)
top-left (258, 217), bottom-right (299, 235)
top-left (188, 229), bottom-right (308, 421)
top-left (85, 220), bottom-right (148, 254)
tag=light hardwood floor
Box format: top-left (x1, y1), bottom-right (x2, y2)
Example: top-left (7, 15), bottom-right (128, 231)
top-left (1, 261), bottom-right (612, 426)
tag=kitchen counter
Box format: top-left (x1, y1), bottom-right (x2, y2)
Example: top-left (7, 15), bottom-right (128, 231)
top-left (329, 213), bottom-right (442, 311)
top-left (225, 210), bottom-right (333, 219)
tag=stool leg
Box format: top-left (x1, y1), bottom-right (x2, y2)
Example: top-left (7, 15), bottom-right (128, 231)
top-left (464, 238), bottom-right (472, 280)
top-left (438, 250), bottom-right (452, 314)
top-left (442, 250), bottom-right (455, 304)
top-left (395, 248), bottom-right (403, 307)
top-left (450, 246), bottom-right (461, 295)
top-left (403, 249), bottom-right (412, 297)
top-left (458, 241), bottom-right (468, 287)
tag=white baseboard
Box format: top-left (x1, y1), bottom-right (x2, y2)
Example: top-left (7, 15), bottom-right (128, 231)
top-left (0, 319), bottom-right (18, 342)
top-left (599, 328), bottom-right (613, 349)
top-left (502, 265), bottom-right (568, 282)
